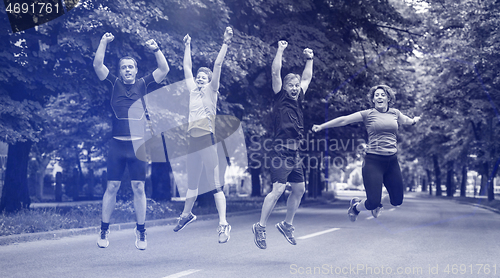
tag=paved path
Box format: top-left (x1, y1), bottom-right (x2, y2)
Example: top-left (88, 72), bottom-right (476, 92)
top-left (1, 192), bottom-right (499, 278)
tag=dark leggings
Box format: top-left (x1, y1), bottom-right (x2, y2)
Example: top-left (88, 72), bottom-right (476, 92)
top-left (362, 153), bottom-right (404, 210)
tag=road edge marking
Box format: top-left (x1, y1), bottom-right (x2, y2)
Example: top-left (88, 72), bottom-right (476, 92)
top-left (163, 269), bottom-right (201, 278)
top-left (297, 228), bottom-right (340, 240)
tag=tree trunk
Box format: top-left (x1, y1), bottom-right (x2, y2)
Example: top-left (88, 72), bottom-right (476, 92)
top-left (446, 161), bottom-right (454, 197)
top-left (487, 176), bottom-right (494, 202)
top-left (250, 166), bottom-right (261, 197)
top-left (151, 162), bottom-right (172, 201)
top-left (460, 164), bottom-right (467, 197)
top-left (70, 168), bottom-right (81, 201)
top-left (55, 172), bottom-right (63, 202)
top-left (433, 155), bottom-right (442, 196)
top-left (308, 156), bottom-right (319, 198)
top-left (479, 162), bottom-right (489, 196)
top-left (86, 169), bottom-right (95, 199)
top-left (35, 156), bottom-right (51, 200)
top-left (487, 158), bottom-right (499, 201)
top-left (427, 169), bottom-right (432, 195)
top-left (0, 141), bottom-right (33, 212)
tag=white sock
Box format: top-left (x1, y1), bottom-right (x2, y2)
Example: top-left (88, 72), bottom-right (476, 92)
top-left (214, 192), bottom-right (228, 225)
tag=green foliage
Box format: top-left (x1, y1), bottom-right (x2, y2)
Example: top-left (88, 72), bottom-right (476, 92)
top-left (0, 96), bottom-right (45, 144)
top-left (1, 0), bottom-right (420, 149)
top-left (405, 0), bottom-right (500, 179)
top-left (0, 198), bottom-right (271, 237)
top-left (2, 0), bottom-right (498, 204)
top-left (0, 200), bottom-right (178, 236)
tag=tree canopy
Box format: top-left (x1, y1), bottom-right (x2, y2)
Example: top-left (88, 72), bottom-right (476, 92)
top-left (1, 0), bottom-right (499, 211)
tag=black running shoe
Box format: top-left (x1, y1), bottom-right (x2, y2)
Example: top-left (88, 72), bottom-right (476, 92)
top-left (173, 213), bottom-right (197, 232)
top-left (276, 221), bottom-right (296, 245)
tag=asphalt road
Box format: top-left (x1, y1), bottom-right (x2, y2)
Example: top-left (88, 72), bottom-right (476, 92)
top-left (1, 192), bottom-right (499, 278)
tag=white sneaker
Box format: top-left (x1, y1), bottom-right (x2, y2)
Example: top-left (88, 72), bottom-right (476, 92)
top-left (134, 227), bottom-right (147, 250)
top-left (371, 204), bottom-right (383, 218)
top-left (347, 198), bottom-right (361, 222)
top-left (97, 229), bottom-right (109, 248)
top-left (217, 224), bottom-right (231, 243)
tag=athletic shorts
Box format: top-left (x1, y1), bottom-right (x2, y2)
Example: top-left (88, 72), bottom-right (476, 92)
top-left (269, 147), bottom-right (304, 184)
top-left (107, 138), bottom-right (147, 181)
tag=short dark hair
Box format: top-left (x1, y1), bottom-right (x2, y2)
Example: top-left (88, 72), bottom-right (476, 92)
top-left (119, 56), bottom-right (138, 68)
top-left (367, 85), bottom-right (396, 106)
top-left (197, 67), bottom-right (213, 82)
top-left (283, 73), bottom-right (301, 86)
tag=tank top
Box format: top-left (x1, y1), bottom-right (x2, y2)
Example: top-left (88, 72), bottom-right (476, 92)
top-left (187, 85), bottom-right (218, 135)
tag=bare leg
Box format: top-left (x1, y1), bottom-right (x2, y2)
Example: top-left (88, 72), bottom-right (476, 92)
top-left (131, 180), bottom-right (146, 224)
top-left (102, 180), bottom-right (121, 223)
top-left (181, 189), bottom-right (198, 217)
top-left (284, 182), bottom-right (305, 225)
top-left (259, 182), bottom-right (286, 227)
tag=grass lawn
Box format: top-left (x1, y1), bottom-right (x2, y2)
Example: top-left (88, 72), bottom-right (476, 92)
top-left (0, 197), bottom-right (270, 237)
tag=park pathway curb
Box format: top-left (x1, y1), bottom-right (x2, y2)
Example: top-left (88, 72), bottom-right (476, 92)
top-left (0, 194), bottom-right (335, 246)
top-left (0, 207), bottom-right (277, 246)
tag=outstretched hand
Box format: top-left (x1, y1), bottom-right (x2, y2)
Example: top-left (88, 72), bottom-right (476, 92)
top-left (224, 27), bottom-right (233, 41)
top-left (278, 40), bottom-right (288, 51)
top-left (413, 116), bottom-right (421, 124)
top-left (101, 32), bottom-right (114, 44)
top-left (145, 39), bottom-right (159, 51)
top-left (183, 34), bottom-right (191, 46)
top-left (303, 48), bottom-right (314, 59)
top-left (312, 124), bottom-right (322, 132)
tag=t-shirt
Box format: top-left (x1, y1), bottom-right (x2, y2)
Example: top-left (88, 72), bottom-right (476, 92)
top-left (187, 86), bottom-right (218, 134)
top-left (360, 108), bottom-right (402, 156)
top-left (104, 73), bottom-right (156, 137)
top-left (272, 89), bottom-right (305, 143)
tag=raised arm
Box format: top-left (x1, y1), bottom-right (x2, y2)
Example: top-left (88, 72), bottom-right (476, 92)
top-left (272, 40), bottom-right (288, 94)
top-left (145, 39), bottom-right (169, 83)
top-left (183, 34), bottom-right (197, 91)
top-left (93, 33), bottom-right (114, 81)
top-left (300, 48), bottom-right (314, 94)
top-left (312, 112), bottom-right (363, 132)
top-left (209, 27), bottom-right (233, 92)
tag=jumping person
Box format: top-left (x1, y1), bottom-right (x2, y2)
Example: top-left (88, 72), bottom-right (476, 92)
top-left (312, 85), bottom-right (420, 221)
top-left (93, 32), bottom-right (169, 250)
top-left (252, 41), bottom-right (314, 249)
top-left (173, 27), bottom-right (233, 244)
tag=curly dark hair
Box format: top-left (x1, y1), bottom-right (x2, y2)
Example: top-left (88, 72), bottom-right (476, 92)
top-left (367, 85), bottom-right (396, 106)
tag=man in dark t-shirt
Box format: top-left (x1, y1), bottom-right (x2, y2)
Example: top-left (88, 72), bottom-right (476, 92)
top-left (272, 86), bottom-right (305, 144)
top-left (252, 40), bottom-right (314, 249)
top-left (93, 32), bottom-right (169, 250)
